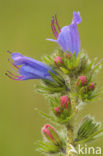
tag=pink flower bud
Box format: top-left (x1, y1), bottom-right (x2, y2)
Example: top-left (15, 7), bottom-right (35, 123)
top-left (42, 124), bottom-right (61, 145)
top-left (54, 56), bottom-right (63, 67)
top-left (60, 96), bottom-right (71, 109)
top-left (66, 53), bottom-right (72, 58)
top-left (77, 76), bottom-right (87, 87)
top-left (88, 82), bottom-right (95, 91)
top-left (54, 107), bottom-right (61, 116)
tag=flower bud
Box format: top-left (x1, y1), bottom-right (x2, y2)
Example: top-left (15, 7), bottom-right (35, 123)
top-left (77, 76), bottom-right (87, 87)
top-left (66, 53), bottom-right (72, 59)
top-left (54, 107), bottom-right (61, 116)
top-left (54, 56), bottom-right (63, 67)
top-left (60, 96), bottom-right (71, 109)
top-left (42, 124), bottom-right (61, 145)
top-left (88, 82), bottom-right (95, 91)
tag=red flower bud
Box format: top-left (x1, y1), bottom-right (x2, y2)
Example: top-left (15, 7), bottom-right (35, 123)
top-left (54, 56), bottom-right (63, 67)
top-left (77, 76), bottom-right (87, 87)
top-left (42, 124), bottom-right (61, 145)
top-left (66, 53), bottom-right (72, 58)
top-left (88, 82), bottom-right (95, 91)
top-left (54, 107), bottom-right (61, 116)
top-left (60, 96), bottom-right (71, 109)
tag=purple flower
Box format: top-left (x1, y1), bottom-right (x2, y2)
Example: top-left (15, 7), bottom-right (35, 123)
top-left (6, 52), bottom-right (54, 81)
top-left (47, 11), bottom-right (81, 56)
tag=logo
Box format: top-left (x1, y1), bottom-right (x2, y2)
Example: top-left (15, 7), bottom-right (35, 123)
top-left (69, 144), bottom-right (102, 155)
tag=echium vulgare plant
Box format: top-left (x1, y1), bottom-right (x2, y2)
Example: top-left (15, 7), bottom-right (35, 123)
top-left (6, 11), bottom-right (103, 156)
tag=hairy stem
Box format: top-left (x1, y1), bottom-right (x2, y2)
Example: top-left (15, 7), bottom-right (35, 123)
top-left (66, 123), bottom-right (74, 156)
top-left (66, 77), bottom-right (78, 156)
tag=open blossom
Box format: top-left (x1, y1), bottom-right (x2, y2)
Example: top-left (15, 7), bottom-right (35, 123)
top-left (42, 124), bottom-right (61, 145)
top-left (47, 11), bottom-right (81, 56)
top-left (6, 52), bottom-right (54, 81)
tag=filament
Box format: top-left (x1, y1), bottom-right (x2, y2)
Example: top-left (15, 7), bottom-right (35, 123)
top-left (8, 59), bottom-right (19, 69)
top-left (54, 14), bottom-right (61, 32)
top-left (51, 17), bottom-right (58, 39)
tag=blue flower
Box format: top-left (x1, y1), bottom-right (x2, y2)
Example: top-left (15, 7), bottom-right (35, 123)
top-left (47, 11), bottom-right (81, 56)
top-left (6, 52), bottom-right (54, 81)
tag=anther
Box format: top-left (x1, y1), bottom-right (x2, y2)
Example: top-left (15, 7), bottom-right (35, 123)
top-left (6, 50), bottom-right (12, 54)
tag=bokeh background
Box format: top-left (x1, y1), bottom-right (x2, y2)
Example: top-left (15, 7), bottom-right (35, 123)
top-left (0, 0), bottom-right (103, 156)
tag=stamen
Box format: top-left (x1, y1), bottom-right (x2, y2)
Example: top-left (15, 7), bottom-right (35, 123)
top-left (51, 17), bottom-right (58, 39)
top-left (6, 59), bottom-right (24, 80)
top-left (5, 73), bottom-right (22, 80)
top-left (54, 14), bottom-right (61, 32)
top-left (8, 59), bottom-right (19, 69)
top-left (9, 66), bottom-right (19, 74)
top-left (7, 71), bottom-right (23, 78)
top-left (7, 50), bottom-right (12, 54)
top-left (51, 17), bottom-right (57, 38)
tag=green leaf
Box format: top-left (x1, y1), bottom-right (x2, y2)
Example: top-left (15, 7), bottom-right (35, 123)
top-left (36, 108), bottom-right (56, 121)
top-left (37, 141), bottom-right (60, 153)
top-left (60, 67), bottom-right (69, 74)
top-left (42, 79), bottom-right (60, 87)
top-left (37, 85), bottom-right (65, 94)
top-left (75, 128), bottom-right (103, 144)
top-left (75, 116), bottom-right (102, 144)
top-left (48, 71), bottom-right (65, 86)
top-left (36, 108), bottom-right (75, 125)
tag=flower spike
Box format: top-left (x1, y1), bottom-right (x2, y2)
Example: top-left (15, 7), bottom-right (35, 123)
top-left (6, 11), bottom-right (103, 156)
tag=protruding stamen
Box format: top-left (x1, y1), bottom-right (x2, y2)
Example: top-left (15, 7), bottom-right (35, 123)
top-left (51, 17), bottom-right (58, 39)
top-left (7, 70), bottom-right (23, 78)
top-left (51, 17), bottom-right (57, 38)
top-left (9, 66), bottom-right (19, 74)
top-left (8, 59), bottom-right (19, 69)
top-left (55, 14), bottom-right (61, 32)
top-left (5, 72), bottom-right (22, 80)
top-left (7, 50), bottom-right (12, 54)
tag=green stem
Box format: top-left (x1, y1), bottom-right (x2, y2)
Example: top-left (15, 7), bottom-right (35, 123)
top-left (66, 77), bottom-right (78, 156)
top-left (66, 123), bottom-right (74, 156)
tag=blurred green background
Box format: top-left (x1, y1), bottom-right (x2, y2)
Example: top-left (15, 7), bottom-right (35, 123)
top-left (0, 0), bottom-right (103, 155)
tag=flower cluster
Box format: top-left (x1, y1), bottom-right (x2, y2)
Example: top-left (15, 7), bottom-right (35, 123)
top-left (54, 96), bottom-right (71, 118)
top-left (6, 12), bottom-right (81, 82)
top-left (6, 11), bottom-right (103, 156)
top-left (77, 75), bottom-right (96, 100)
